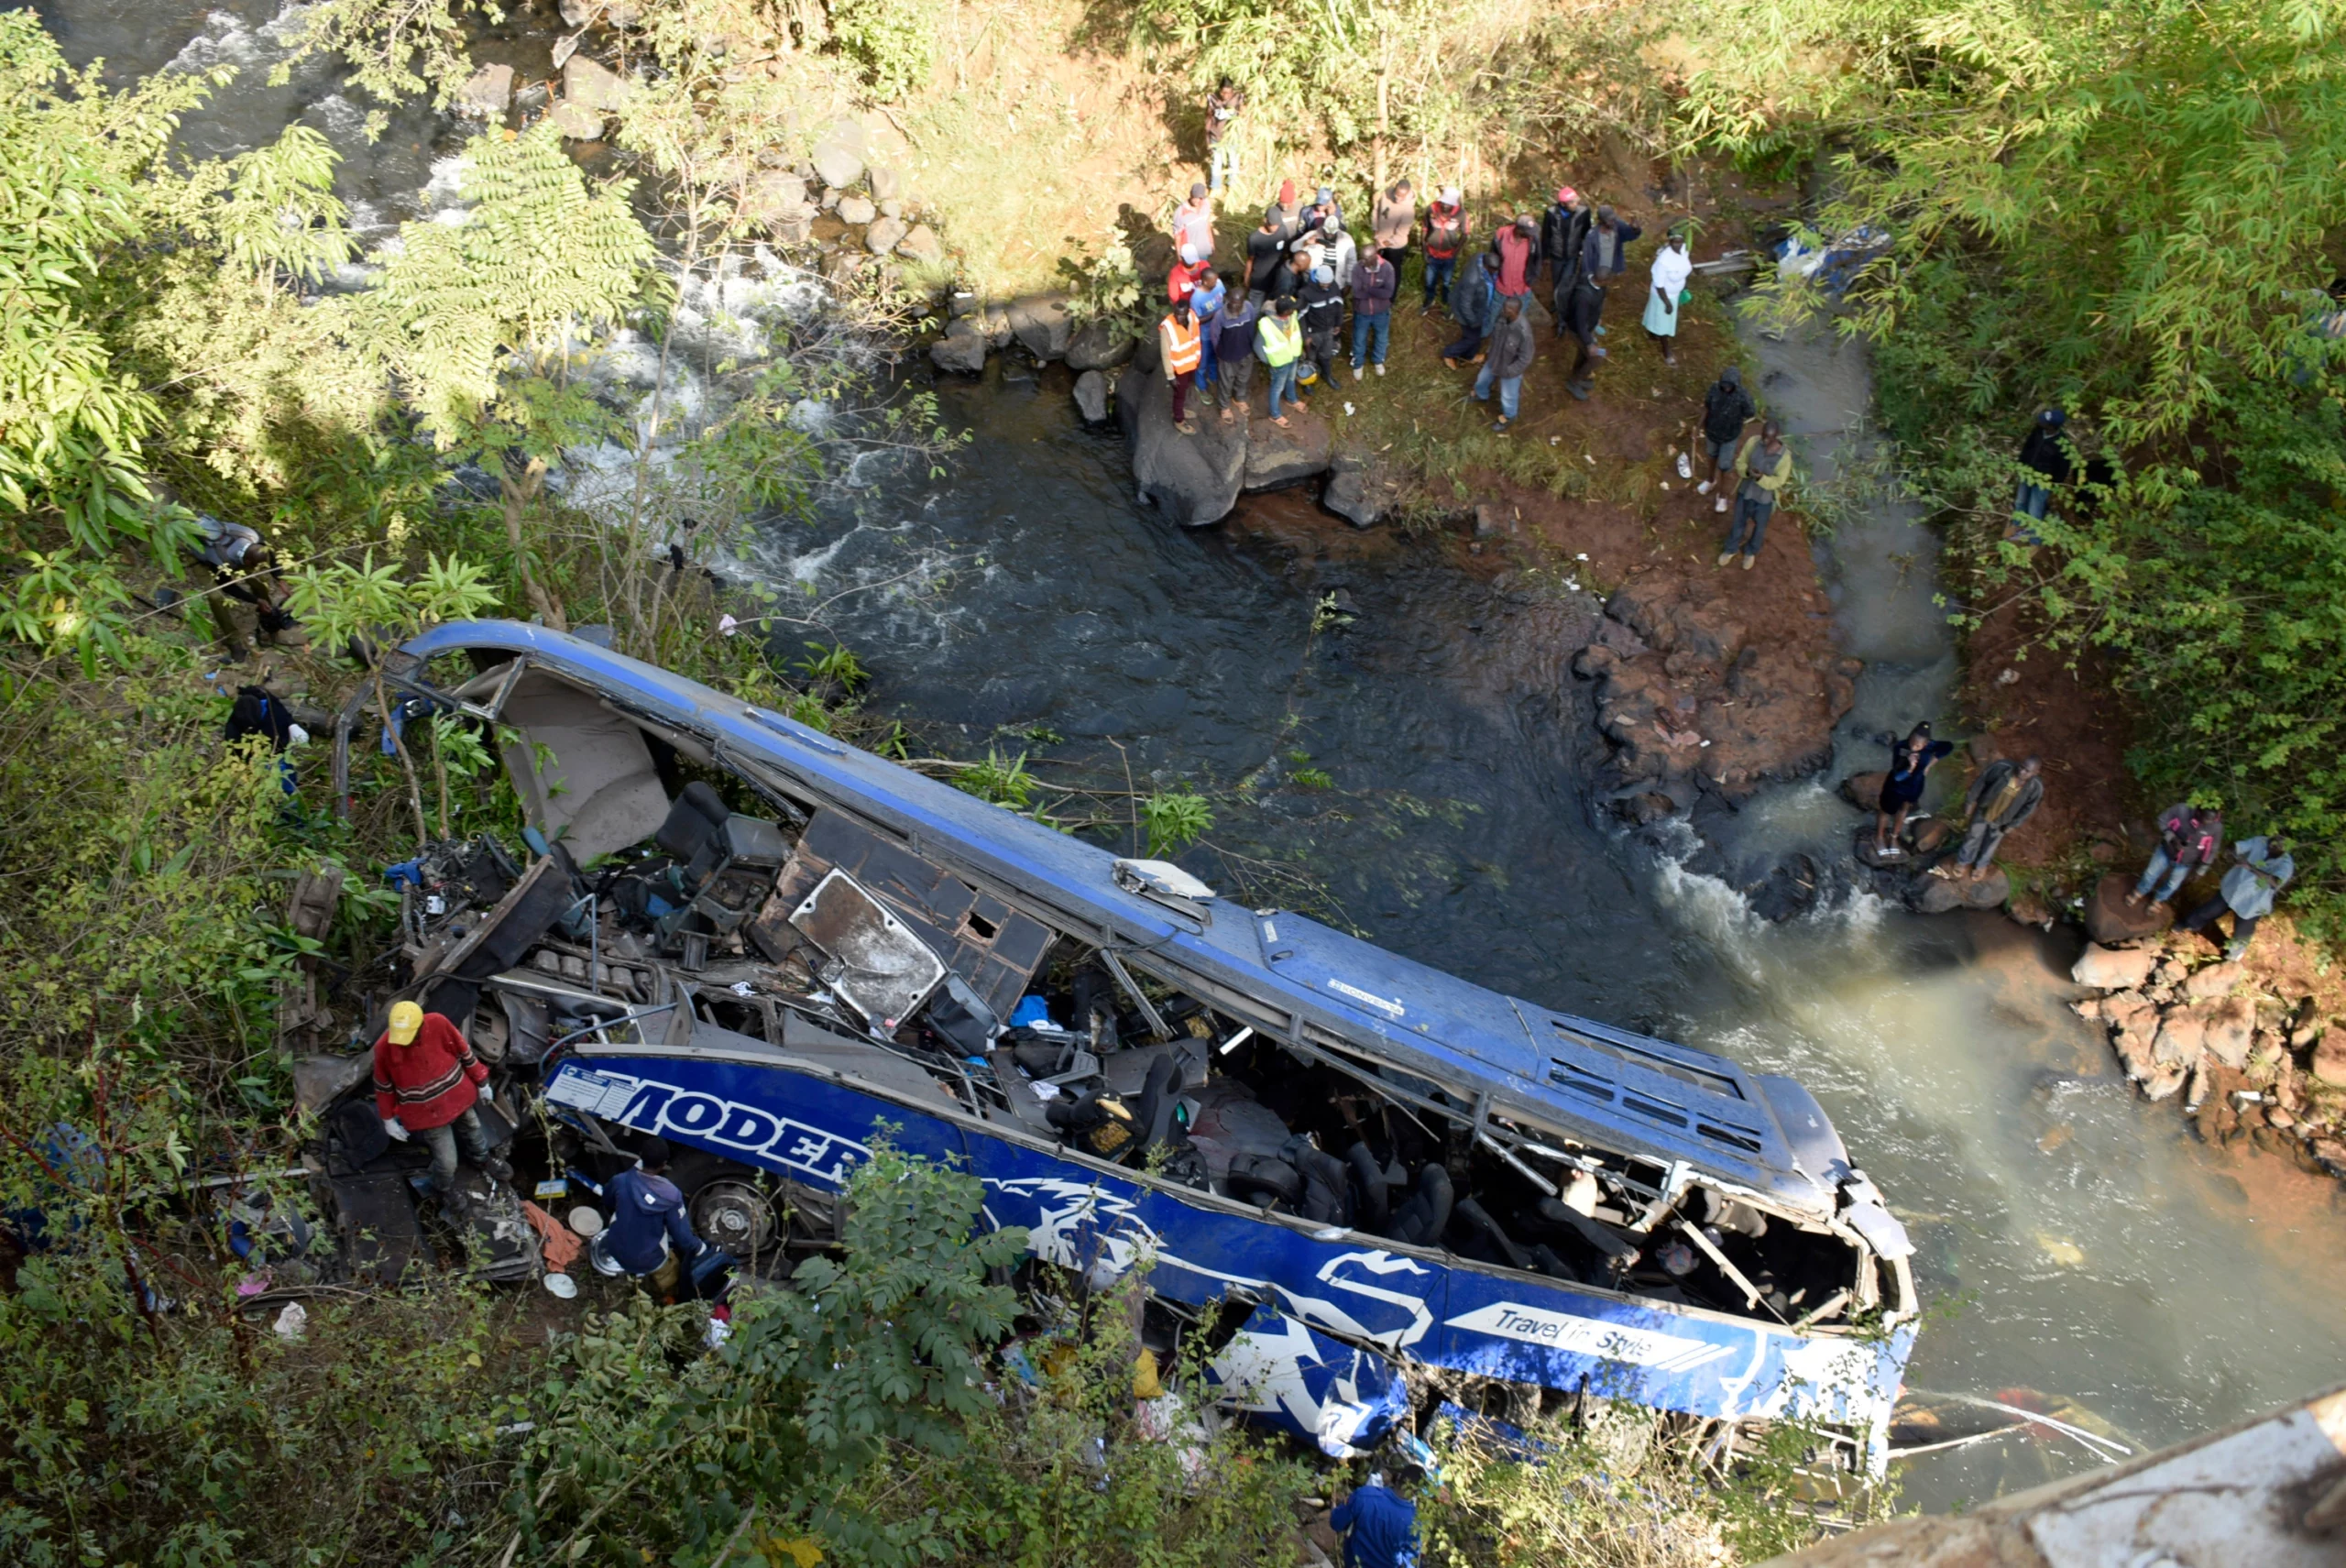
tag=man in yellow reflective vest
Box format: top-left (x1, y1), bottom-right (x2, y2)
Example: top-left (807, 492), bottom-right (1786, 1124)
top-left (1158, 299), bottom-right (1203, 433)
top-left (1256, 297), bottom-right (1304, 427)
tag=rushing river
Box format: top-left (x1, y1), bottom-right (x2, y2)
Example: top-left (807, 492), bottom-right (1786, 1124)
top-left (42, 0), bottom-right (2346, 1510)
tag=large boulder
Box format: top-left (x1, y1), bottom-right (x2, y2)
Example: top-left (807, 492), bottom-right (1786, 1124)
top-left (1073, 369), bottom-right (1110, 423)
top-left (929, 319), bottom-right (990, 374)
top-left (1008, 297), bottom-right (1074, 362)
top-left (2153, 1007), bottom-right (2207, 1072)
top-left (810, 119), bottom-right (866, 192)
top-left (455, 62), bottom-right (514, 117)
top-left (2105, 991), bottom-right (2159, 1080)
top-left (2309, 1027), bottom-right (2346, 1090)
top-left (2181, 959), bottom-right (2245, 1001)
top-left (2072, 943), bottom-right (2158, 991)
top-left (2084, 871), bottom-right (2173, 945)
top-left (868, 165), bottom-right (901, 200)
top-left (896, 224), bottom-right (943, 263)
top-left (548, 100), bottom-right (604, 139)
top-left (1244, 409), bottom-right (1333, 489)
top-left (1905, 866), bottom-right (2009, 914)
top-left (1841, 771), bottom-right (1887, 812)
top-left (1323, 449), bottom-right (1401, 529)
top-left (865, 215), bottom-right (907, 256)
top-left (740, 171), bottom-right (815, 243)
top-left (2196, 996), bottom-right (2255, 1070)
top-left (838, 193), bottom-right (877, 226)
top-left (1066, 317), bottom-right (1137, 371)
top-left (562, 55), bottom-right (632, 113)
top-left (1117, 366), bottom-right (1245, 527)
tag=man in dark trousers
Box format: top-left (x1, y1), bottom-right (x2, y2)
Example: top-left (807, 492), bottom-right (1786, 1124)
top-left (1696, 366), bottom-right (1757, 511)
top-left (1244, 207), bottom-right (1288, 303)
top-left (1442, 249), bottom-right (1500, 368)
top-left (1349, 247), bottom-right (1398, 378)
top-left (590, 1136), bottom-right (712, 1284)
top-left (2011, 406), bottom-right (2076, 543)
top-left (1331, 1471), bottom-right (1421, 1568)
top-left (1473, 296), bottom-right (1536, 432)
top-left (1562, 270), bottom-right (1609, 400)
top-left (1298, 264), bottom-right (1346, 389)
top-left (1934, 754), bottom-right (2044, 883)
top-left (1540, 186), bottom-right (1592, 337)
top-left (1575, 205), bottom-right (1643, 332)
top-left (372, 1000), bottom-right (509, 1214)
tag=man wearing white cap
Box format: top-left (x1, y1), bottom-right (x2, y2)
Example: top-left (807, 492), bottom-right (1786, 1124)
top-left (371, 1001), bottom-right (508, 1212)
top-left (1173, 182), bottom-right (1215, 258)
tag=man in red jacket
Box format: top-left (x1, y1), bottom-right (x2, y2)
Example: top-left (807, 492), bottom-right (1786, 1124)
top-left (373, 1001), bottom-right (509, 1211)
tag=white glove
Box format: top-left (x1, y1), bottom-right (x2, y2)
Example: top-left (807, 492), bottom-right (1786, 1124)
top-left (287, 722), bottom-right (311, 746)
top-left (477, 1085), bottom-right (495, 1110)
top-left (381, 1117), bottom-right (410, 1143)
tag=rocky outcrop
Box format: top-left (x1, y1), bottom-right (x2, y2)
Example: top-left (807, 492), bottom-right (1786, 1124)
top-left (2084, 870), bottom-right (2173, 944)
top-left (896, 224), bottom-right (943, 264)
top-left (838, 194), bottom-right (877, 225)
top-left (740, 171), bottom-right (816, 243)
top-left (929, 318), bottom-right (991, 374)
top-left (1573, 573), bottom-right (1860, 817)
top-left (2069, 935), bottom-right (2346, 1177)
top-left (1073, 370), bottom-right (1110, 423)
top-left (1066, 319), bottom-right (1137, 372)
top-left (865, 215), bottom-right (907, 256)
top-left (1244, 411), bottom-right (1332, 489)
top-left (1117, 366), bottom-right (1247, 526)
top-left (1322, 449), bottom-right (1403, 529)
top-left (811, 119), bottom-right (866, 191)
top-left (455, 62), bottom-right (513, 117)
top-left (1007, 297), bottom-right (1073, 362)
top-left (563, 55), bottom-right (632, 113)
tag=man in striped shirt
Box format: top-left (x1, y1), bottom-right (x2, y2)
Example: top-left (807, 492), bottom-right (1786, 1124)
top-left (373, 1001), bottom-right (509, 1212)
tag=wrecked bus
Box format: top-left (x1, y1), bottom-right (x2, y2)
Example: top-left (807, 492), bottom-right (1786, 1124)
top-left (333, 620), bottom-right (1918, 1473)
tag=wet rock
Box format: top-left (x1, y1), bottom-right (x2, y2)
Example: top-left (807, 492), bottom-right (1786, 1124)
top-left (1245, 411), bottom-right (1332, 489)
top-left (1117, 366), bottom-right (1246, 526)
top-left (811, 119), bottom-right (866, 191)
top-left (2084, 870), bottom-right (2173, 945)
top-left (2072, 943), bottom-right (2157, 991)
top-left (1072, 369), bottom-right (1110, 423)
top-left (929, 319), bottom-right (990, 374)
top-left (1323, 450), bottom-right (1401, 529)
top-left (2198, 995), bottom-right (2255, 1070)
top-left (2073, 996), bottom-right (2104, 1021)
top-left (1912, 818), bottom-right (1955, 854)
top-left (2106, 992), bottom-right (2159, 1081)
top-left (869, 165), bottom-right (900, 201)
top-left (1748, 853), bottom-right (1821, 923)
top-left (1066, 317), bottom-right (1137, 371)
top-left (455, 62), bottom-right (514, 116)
top-left (2313, 1137), bottom-right (2346, 1177)
top-left (1852, 831), bottom-right (1914, 871)
top-left (2181, 959), bottom-right (2245, 1001)
top-left (548, 100), bottom-right (604, 139)
top-left (1007, 297), bottom-right (1073, 362)
top-left (838, 194), bottom-right (877, 225)
top-left (1840, 771), bottom-right (1886, 811)
top-left (865, 215), bottom-right (907, 256)
top-left (2142, 1065), bottom-right (2189, 1102)
top-left (563, 55), bottom-right (632, 113)
top-left (740, 171), bottom-right (815, 243)
top-left (2006, 888), bottom-right (2055, 928)
top-left (896, 224), bottom-right (943, 263)
top-left (2309, 1028), bottom-right (2346, 1090)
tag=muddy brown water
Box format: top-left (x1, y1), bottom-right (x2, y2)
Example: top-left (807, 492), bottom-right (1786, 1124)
top-left (46, 0), bottom-right (2346, 1509)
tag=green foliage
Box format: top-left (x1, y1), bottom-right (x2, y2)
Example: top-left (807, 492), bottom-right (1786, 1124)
top-left (502, 1140), bottom-right (1028, 1564)
top-left (1141, 789), bottom-right (1214, 857)
top-left (283, 550), bottom-right (499, 654)
top-left (957, 747), bottom-right (1037, 810)
top-left (281, 0), bottom-right (500, 113)
top-left (795, 640), bottom-right (871, 694)
top-left (829, 0), bottom-right (940, 101)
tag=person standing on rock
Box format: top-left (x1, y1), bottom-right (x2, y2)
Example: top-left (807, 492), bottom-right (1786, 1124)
top-left (1933, 754), bottom-right (2044, 883)
top-left (1204, 78), bottom-right (1244, 192)
top-left (1173, 182), bottom-right (1216, 260)
top-left (1696, 367), bottom-right (1757, 512)
top-left (1473, 296), bottom-right (1535, 432)
top-left (1372, 179), bottom-right (1414, 274)
top-left (1718, 421), bottom-right (1791, 570)
top-left (1421, 186), bottom-right (1467, 310)
top-left (1298, 264), bottom-right (1345, 389)
top-left (1212, 279), bottom-right (1258, 423)
top-left (1872, 722), bottom-right (1955, 860)
top-left (1350, 247), bottom-right (1398, 379)
top-left (1258, 296), bottom-right (1305, 426)
top-left (1189, 267), bottom-right (1227, 411)
top-left (1641, 229), bottom-right (1694, 366)
top-left (1541, 187), bottom-right (1592, 337)
top-left (1246, 207), bottom-right (1288, 303)
top-left (1492, 214), bottom-right (1539, 312)
top-left (1443, 250), bottom-right (1500, 368)
top-left (2178, 836), bottom-right (2293, 959)
top-left (1158, 299), bottom-right (1204, 434)
top-left (2131, 802), bottom-right (2224, 910)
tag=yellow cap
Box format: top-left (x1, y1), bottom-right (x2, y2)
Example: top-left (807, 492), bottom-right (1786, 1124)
top-left (387, 1001), bottom-right (424, 1045)
top-left (1132, 1348), bottom-right (1163, 1400)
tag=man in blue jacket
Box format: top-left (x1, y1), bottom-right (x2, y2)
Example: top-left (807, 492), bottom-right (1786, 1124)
top-left (1331, 1472), bottom-right (1420, 1568)
top-left (1442, 251), bottom-right (1500, 368)
top-left (591, 1137), bottom-right (710, 1281)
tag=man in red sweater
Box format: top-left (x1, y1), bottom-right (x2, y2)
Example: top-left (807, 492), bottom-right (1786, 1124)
top-left (373, 1001), bottom-right (508, 1212)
